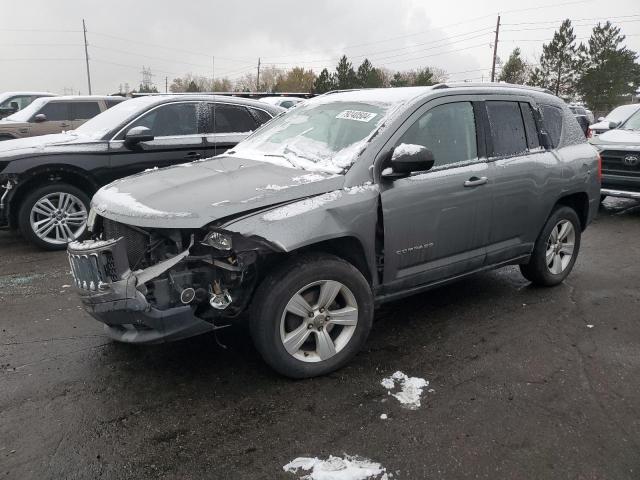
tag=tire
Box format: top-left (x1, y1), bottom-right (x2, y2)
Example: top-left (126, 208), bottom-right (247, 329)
top-left (600, 194), bottom-right (607, 204)
top-left (249, 253), bottom-right (374, 379)
top-left (18, 183), bottom-right (91, 251)
top-left (520, 206), bottom-right (581, 287)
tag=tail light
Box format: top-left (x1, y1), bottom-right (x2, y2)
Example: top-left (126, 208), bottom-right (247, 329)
top-left (597, 154), bottom-right (602, 182)
top-left (587, 128), bottom-right (592, 138)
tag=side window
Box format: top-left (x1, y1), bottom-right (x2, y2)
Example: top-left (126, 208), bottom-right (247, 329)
top-left (105, 98), bottom-right (124, 109)
top-left (395, 102), bottom-right (477, 168)
top-left (210, 104), bottom-right (257, 133)
top-left (126, 102), bottom-right (198, 137)
top-left (540, 104), bottom-right (563, 148)
top-left (36, 102), bottom-right (70, 121)
top-left (486, 101), bottom-right (527, 156)
top-left (70, 102), bottom-right (101, 120)
top-left (248, 107), bottom-right (273, 127)
top-left (519, 102), bottom-right (540, 149)
top-left (280, 100), bottom-right (294, 109)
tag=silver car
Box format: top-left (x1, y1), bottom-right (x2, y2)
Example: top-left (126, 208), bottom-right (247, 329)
top-left (68, 83), bottom-right (600, 378)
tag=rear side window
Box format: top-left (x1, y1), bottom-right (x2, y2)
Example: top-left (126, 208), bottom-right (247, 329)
top-left (210, 104), bottom-right (257, 133)
top-left (486, 101), bottom-right (527, 156)
top-left (70, 102), bottom-right (101, 120)
top-left (248, 107), bottom-right (273, 126)
top-left (36, 102), bottom-right (70, 121)
top-left (519, 102), bottom-right (540, 149)
top-left (540, 105), bottom-right (563, 148)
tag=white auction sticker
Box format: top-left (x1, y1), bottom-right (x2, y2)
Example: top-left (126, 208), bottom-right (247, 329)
top-left (336, 110), bottom-right (378, 122)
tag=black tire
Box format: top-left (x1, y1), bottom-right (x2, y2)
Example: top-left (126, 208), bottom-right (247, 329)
top-left (520, 205), bottom-right (581, 287)
top-left (600, 194), bottom-right (607, 204)
top-left (18, 183), bottom-right (91, 251)
top-left (249, 253), bottom-right (374, 379)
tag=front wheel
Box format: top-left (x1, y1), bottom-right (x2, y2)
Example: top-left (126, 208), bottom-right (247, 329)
top-left (250, 253), bottom-right (374, 378)
top-left (520, 206), bottom-right (581, 286)
top-left (18, 183), bottom-right (90, 250)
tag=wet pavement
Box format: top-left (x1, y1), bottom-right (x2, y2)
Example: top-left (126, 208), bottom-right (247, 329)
top-left (1, 198), bottom-right (639, 479)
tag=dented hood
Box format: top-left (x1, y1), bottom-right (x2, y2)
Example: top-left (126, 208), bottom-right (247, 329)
top-left (92, 155), bottom-right (345, 228)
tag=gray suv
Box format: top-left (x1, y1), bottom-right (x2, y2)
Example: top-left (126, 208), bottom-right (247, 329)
top-left (68, 83), bottom-right (600, 378)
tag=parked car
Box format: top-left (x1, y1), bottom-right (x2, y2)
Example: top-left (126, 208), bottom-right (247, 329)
top-left (589, 103), bottom-right (640, 137)
top-left (568, 105), bottom-right (589, 137)
top-left (0, 91), bottom-right (55, 119)
top-left (260, 96), bottom-right (305, 109)
top-left (67, 83), bottom-right (600, 378)
top-left (0, 95), bottom-right (125, 141)
top-left (0, 95), bottom-right (284, 249)
top-left (590, 107), bottom-right (640, 200)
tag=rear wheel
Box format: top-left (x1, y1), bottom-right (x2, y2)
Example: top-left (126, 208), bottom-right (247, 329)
top-left (520, 206), bottom-right (581, 286)
top-left (250, 253), bottom-right (374, 378)
top-left (18, 183), bottom-right (90, 250)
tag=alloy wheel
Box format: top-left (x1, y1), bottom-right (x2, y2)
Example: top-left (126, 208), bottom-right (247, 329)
top-left (545, 219), bottom-right (575, 275)
top-left (29, 192), bottom-right (88, 245)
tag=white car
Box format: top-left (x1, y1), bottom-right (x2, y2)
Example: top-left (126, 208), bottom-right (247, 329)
top-left (260, 96), bottom-right (305, 109)
top-left (589, 103), bottom-right (640, 137)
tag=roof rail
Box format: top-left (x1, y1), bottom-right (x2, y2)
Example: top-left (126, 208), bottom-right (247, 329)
top-left (440, 82), bottom-right (554, 95)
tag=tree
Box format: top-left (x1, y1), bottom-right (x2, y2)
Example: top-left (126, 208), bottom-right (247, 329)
top-left (356, 58), bottom-right (385, 88)
top-left (498, 48), bottom-right (529, 84)
top-left (577, 22), bottom-right (640, 112)
top-left (530, 19), bottom-right (583, 97)
top-left (335, 55), bottom-right (357, 89)
top-left (274, 67), bottom-right (316, 92)
top-left (414, 67), bottom-right (435, 86)
top-left (314, 68), bottom-right (336, 94)
top-left (186, 80), bottom-right (200, 92)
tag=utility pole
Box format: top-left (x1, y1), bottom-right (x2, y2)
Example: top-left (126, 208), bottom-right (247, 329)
top-left (490, 15), bottom-right (500, 83)
top-left (165, 76), bottom-right (168, 93)
top-left (256, 57), bottom-right (261, 92)
top-left (82, 19), bottom-right (92, 95)
top-left (212, 56), bottom-right (215, 91)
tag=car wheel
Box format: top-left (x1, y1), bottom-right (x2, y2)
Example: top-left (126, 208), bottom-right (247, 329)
top-left (520, 206), bottom-right (581, 287)
top-left (249, 253), bottom-right (374, 378)
top-left (18, 183), bottom-right (90, 251)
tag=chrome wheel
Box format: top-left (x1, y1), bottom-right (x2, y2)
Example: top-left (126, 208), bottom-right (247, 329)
top-left (280, 280), bottom-right (359, 363)
top-left (30, 192), bottom-right (88, 245)
top-left (545, 219), bottom-right (575, 275)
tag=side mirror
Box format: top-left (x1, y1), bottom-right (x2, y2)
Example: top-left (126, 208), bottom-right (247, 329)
top-left (383, 144), bottom-right (435, 179)
top-left (597, 116), bottom-right (605, 122)
top-left (608, 121), bottom-right (619, 130)
top-left (9, 102), bottom-right (19, 112)
top-left (33, 113), bottom-right (47, 123)
top-left (124, 126), bottom-right (154, 147)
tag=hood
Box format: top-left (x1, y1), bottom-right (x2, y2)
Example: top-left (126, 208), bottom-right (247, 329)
top-left (92, 155), bottom-right (345, 229)
top-left (591, 128), bottom-right (640, 148)
top-left (0, 132), bottom-right (105, 161)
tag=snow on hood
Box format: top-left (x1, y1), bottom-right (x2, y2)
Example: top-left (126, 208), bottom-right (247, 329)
top-left (91, 155), bottom-right (345, 229)
top-left (0, 131), bottom-right (103, 156)
top-left (591, 128), bottom-right (640, 147)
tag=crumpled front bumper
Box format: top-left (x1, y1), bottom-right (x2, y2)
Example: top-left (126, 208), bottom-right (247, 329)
top-left (68, 237), bottom-right (214, 344)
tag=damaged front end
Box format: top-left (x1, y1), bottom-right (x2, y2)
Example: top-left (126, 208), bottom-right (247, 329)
top-left (67, 215), bottom-right (280, 343)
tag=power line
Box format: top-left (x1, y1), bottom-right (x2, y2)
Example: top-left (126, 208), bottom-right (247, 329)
top-left (502, 13), bottom-right (640, 26)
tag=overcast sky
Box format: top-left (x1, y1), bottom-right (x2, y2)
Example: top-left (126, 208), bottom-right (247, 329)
top-left (1, 0), bottom-right (639, 94)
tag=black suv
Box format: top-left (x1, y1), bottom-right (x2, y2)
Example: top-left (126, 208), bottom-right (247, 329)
top-left (0, 95), bottom-right (283, 249)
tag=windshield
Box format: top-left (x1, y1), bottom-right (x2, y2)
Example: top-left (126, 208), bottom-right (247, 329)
top-left (229, 100), bottom-right (392, 174)
top-left (74, 97), bottom-right (152, 139)
top-left (4, 97), bottom-right (48, 122)
top-left (606, 105), bottom-right (639, 123)
top-left (621, 109), bottom-right (640, 130)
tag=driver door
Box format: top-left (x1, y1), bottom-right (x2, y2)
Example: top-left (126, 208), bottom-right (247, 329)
top-left (30, 101), bottom-right (73, 136)
top-left (379, 97), bottom-right (492, 291)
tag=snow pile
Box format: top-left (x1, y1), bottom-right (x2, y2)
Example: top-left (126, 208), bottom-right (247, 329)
top-left (391, 143), bottom-right (425, 161)
top-left (263, 191), bottom-right (342, 221)
top-left (381, 371), bottom-right (429, 410)
top-left (345, 182), bottom-right (378, 195)
top-left (92, 186), bottom-right (192, 218)
top-left (283, 455), bottom-right (387, 480)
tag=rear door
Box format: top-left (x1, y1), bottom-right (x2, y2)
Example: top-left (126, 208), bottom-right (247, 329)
top-left (107, 101), bottom-right (209, 182)
top-left (30, 101), bottom-right (73, 135)
top-left (204, 102), bottom-right (259, 157)
top-left (485, 98), bottom-right (557, 263)
top-left (69, 101), bottom-right (102, 129)
top-left (380, 96), bottom-right (492, 290)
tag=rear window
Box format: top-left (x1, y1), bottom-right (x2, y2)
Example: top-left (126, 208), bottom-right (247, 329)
top-left (248, 107), bottom-right (273, 126)
top-left (540, 105), bottom-right (563, 148)
top-left (70, 102), bottom-right (101, 120)
top-left (519, 102), bottom-right (540, 149)
top-left (486, 101), bottom-right (527, 156)
top-left (210, 104), bottom-right (257, 133)
top-left (105, 98), bottom-right (124, 109)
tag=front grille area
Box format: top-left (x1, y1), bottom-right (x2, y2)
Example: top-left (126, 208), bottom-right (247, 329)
top-left (68, 237), bottom-right (130, 291)
top-left (103, 218), bottom-right (148, 268)
top-left (601, 149), bottom-right (640, 176)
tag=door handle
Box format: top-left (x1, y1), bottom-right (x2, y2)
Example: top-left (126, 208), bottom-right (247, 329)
top-left (464, 176), bottom-right (488, 187)
top-left (184, 151), bottom-right (202, 159)
top-left (61, 122), bottom-right (70, 128)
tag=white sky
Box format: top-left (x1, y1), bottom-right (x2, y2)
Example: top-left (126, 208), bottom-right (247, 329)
top-left (1, 0), bottom-right (639, 94)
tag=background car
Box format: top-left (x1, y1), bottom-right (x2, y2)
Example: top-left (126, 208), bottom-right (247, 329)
top-left (0, 95), bottom-right (125, 140)
top-left (260, 96), bottom-right (305, 109)
top-left (0, 94), bottom-right (284, 249)
top-left (0, 91), bottom-right (55, 119)
top-left (588, 103), bottom-right (640, 137)
top-left (568, 105), bottom-right (590, 137)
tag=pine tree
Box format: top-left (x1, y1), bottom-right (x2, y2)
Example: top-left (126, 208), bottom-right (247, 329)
top-left (530, 19), bottom-right (582, 97)
top-left (414, 68), bottom-right (435, 86)
top-left (577, 22), bottom-right (640, 112)
top-left (498, 48), bottom-right (529, 84)
top-left (186, 80), bottom-right (200, 92)
top-left (390, 72), bottom-right (409, 87)
top-left (335, 55), bottom-right (357, 89)
top-left (313, 68), bottom-right (336, 94)
top-left (356, 59), bottom-right (384, 88)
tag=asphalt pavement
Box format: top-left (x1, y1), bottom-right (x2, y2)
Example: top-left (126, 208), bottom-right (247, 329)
top-left (1, 198), bottom-right (639, 480)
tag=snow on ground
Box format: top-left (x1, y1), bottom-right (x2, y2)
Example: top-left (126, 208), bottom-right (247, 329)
top-left (381, 371), bottom-right (429, 410)
top-left (283, 455), bottom-right (388, 480)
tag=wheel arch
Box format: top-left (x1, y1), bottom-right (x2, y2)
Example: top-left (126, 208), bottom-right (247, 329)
top-left (555, 191), bottom-right (589, 231)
